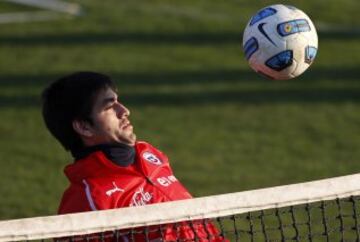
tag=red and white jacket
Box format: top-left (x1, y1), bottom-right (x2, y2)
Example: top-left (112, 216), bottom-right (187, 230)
top-left (58, 141), bottom-right (226, 241)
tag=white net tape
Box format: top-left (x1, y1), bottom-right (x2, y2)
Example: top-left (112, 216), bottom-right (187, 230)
top-left (1, 173), bottom-right (360, 241)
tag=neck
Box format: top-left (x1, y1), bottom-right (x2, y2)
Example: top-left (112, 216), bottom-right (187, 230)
top-left (71, 143), bottom-right (136, 167)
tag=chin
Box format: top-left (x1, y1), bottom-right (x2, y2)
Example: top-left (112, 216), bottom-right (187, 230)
top-left (120, 134), bottom-right (137, 147)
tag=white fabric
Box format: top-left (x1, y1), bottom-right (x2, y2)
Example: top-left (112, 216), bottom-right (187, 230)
top-left (1, 173), bottom-right (360, 241)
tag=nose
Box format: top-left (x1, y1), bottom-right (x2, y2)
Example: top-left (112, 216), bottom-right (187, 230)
top-left (115, 102), bottom-right (130, 119)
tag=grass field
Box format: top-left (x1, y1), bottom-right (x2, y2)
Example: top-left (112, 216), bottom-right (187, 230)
top-left (0, 0), bottom-right (359, 220)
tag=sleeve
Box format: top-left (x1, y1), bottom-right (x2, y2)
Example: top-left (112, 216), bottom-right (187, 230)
top-left (162, 220), bottom-right (228, 242)
top-left (58, 184), bottom-right (94, 214)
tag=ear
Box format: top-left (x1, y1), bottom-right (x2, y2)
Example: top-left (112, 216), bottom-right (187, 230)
top-left (72, 120), bottom-right (94, 138)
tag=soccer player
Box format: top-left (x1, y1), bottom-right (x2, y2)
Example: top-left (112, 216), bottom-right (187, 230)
top-left (41, 71), bottom-right (226, 241)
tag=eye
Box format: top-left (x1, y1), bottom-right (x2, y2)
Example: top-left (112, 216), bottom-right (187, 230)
top-left (104, 101), bottom-right (116, 110)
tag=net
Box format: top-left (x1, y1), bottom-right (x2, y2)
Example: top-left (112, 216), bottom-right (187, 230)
top-left (1, 173), bottom-right (360, 242)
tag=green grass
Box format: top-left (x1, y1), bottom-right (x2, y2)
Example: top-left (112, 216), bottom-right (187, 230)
top-left (0, 0), bottom-right (359, 220)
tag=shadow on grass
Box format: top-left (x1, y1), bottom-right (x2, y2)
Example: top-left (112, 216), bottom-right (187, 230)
top-left (0, 87), bottom-right (359, 109)
top-left (123, 88), bottom-right (360, 106)
top-left (0, 67), bottom-right (359, 108)
top-left (0, 66), bottom-right (359, 88)
top-left (0, 30), bottom-right (359, 46)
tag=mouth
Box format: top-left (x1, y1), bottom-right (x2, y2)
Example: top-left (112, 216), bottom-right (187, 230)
top-left (121, 120), bottom-right (133, 130)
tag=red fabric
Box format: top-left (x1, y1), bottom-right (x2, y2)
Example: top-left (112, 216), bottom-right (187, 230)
top-left (58, 141), bottom-right (227, 241)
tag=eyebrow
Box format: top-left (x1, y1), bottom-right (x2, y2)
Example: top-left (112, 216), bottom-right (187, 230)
top-left (101, 96), bottom-right (117, 107)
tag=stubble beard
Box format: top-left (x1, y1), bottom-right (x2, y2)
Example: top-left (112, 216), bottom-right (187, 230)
top-left (119, 131), bottom-right (136, 147)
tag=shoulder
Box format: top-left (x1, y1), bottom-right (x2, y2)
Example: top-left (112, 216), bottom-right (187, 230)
top-left (135, 141), bottom-right (169, 165)
top-left (135, 140), bottom-right (154, 149)
top-left (135, 141), bottom-right (164, 154)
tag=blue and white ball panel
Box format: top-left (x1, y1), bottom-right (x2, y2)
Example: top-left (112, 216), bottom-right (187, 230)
top-left (277, 19), bottom-right (311, 37)
top-left (305, 46), bottom-right (317, 64)
top-left (249, 7), bottom-right (277, 26)
top-left (243, 37), bottom-right (259, 60)
top-left (265, 50), bottom-right (293, 71)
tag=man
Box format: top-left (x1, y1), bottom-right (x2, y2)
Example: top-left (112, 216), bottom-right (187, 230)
top-left (42, 72), bottom-right (226, 241)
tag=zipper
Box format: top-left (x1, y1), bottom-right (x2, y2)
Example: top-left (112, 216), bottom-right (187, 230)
top-left (145, 163), bottom-right (168, 186)
top-left (145, 175), bottom-right (155, 185)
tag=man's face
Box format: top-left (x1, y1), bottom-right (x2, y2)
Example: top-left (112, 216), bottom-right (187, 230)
top-left (87, 88), bottom-right (136, 146)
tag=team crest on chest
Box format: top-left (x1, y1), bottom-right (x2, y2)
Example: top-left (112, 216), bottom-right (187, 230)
top-left (142, 152), bottom-right (162, 165)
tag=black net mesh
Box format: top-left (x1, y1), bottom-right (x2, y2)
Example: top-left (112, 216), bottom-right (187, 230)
top-left (18, 195), bottom-right (360, 242)
top-left (217, 196), bottom-right (360, 242)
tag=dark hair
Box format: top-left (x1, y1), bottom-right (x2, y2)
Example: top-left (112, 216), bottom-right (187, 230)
top-left (41, 71), bottom-right (116, 151)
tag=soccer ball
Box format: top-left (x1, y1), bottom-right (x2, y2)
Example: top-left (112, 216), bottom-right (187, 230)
top-left (242, 4), bottom-right (318, 80)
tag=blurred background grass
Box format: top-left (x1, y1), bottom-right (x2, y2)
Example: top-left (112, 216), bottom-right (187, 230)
top-left (0, 0), bottom-right (359, 219)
